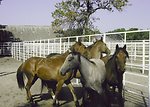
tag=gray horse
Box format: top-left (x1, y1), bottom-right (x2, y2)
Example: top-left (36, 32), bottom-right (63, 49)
top-left (59, 51), bottom-right (107, 106)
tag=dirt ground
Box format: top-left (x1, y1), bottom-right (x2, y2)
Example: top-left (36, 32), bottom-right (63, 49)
top-left (0, 57), bottom-right (146, 107)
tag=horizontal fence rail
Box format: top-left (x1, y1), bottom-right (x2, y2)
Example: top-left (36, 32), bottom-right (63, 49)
top-left (9, 30), bottom-right (150, 106)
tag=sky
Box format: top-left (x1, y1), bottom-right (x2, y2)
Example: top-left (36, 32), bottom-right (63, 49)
top-left (0, 0), bottom-right (150, 33)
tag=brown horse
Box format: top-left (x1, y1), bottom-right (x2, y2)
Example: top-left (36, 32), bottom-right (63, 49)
top-left (16, 41), bottom-right (86, 105)
top-left (83, 37), bottom-right (110, 59)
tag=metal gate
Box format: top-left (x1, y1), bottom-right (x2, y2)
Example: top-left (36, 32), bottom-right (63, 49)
top-left (0, 42), bottom-right (11, 56)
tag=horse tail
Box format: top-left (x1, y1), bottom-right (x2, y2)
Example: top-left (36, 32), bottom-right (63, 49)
top-left (16, 64), bottom-right (25, 90)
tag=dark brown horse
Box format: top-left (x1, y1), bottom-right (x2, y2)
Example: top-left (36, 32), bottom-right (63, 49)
top-left (16, 41), bottom-right (86, 105)
top-left (102, 44), bottom-right (129, 106)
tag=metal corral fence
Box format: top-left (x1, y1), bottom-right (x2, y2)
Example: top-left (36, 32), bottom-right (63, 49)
top-left (10, 30), bottom-right (150, 106)
top-left (0, 42), bottom-right (12, 55)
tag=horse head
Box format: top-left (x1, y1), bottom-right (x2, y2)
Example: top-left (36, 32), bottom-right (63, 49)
top-left (60, 51), bottom-right (80, 76)
top-left (94, 37), bottom-right (111, 56)
top-left (115, 44), bottom-right (129, 74)
top-left (69, 41), bottom-right (86, 55)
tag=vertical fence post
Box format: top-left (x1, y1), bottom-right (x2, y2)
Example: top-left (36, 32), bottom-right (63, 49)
top-left (15, 42), bottom-right (17, 59)
top-left (11, 43), bottom-right (14, 58)
top-left (103, 33), bottom-right (106, 42)
top-left (142, 40), bottom-right (145, 74)
top-left (148, 31), bottom-right (150, 106)
top-left (134, 43), bottom-right (136, 60)
top-left (16, 43), bottom-right (18, 60)
top-left (68, 37), bottom-right (70, 50)
top-left (76, 36), bottom-right (78, 42)
top-left (39, 40), bottom-right (42, 57)
top-left (13, 43), bottom-right (15, 59)
top-left (124, 32), bottom-right (127, 43)
top-left (123, 32), bottom-right (127, 94)
top-left (23, 42), bottom-right (25, 62)
top-left (32, 41), bottom-right (35, 57)
top-left (43, 40), bottom-right (45, 57)
top-left (59, 38), bottom-right (62, 54)
top-left (52, 39), bottom-right (55, 53)
top-left (48, 39), bottom-right (50, 55)
top-left (18, 42), bottom-right (21, 61)
top-left (89, 36), bottom-right (91, 42)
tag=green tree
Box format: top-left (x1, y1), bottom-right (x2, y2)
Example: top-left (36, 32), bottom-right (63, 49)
top-left (126, 28), bottom-right (149, 40)
top-left (52, 0), bottom-right (128, 35)
top-left (61, 27), bottom-right (100, 37)
top-left (0, 0), bottom-right (2, 5)
top-left (107, 28), bottom-right (149, 40)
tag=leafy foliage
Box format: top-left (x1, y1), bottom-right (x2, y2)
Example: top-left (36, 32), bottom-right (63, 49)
top-left (57, 27), bottom-right (100, 37)
top-left (52, 0), bottom-right (128, 35)
top-left (107, 28), bottom-right (149, 40)
top-left (0, 0), bottom-right (2, 5)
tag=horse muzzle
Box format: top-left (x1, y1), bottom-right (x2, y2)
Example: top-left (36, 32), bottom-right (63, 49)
top-left (119, 68), bottom-right (126, 73)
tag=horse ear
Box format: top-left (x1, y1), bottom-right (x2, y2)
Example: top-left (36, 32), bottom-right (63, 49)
top-left (116, 44), bottom-right (119, 50)
top-left (123, 44), bottom-right (126, 50)
top-left (93, 38), bottom-right (97, 43)
top-left (78, 40), bottom-right (82, 45)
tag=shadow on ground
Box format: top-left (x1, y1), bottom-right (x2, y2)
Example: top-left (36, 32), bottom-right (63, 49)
top-left (16, 86), bottom-right (125, 107)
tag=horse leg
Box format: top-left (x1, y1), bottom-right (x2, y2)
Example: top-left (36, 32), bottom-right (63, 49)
top-left (52, 80), bottom-right (64, 105)
top-left (118, 75), bottom-right (123, 97)
top-left (25, 76), bottom-right (34, 102)
top-left (67, 83), bottom-right (79, 106)
top-left (82, 88), bottom-right (90, 107)
top-left (118, 83), bottom-right (124, 107)
top-left (118, 83), bottom-right (123, 96)
top-left (47, 88), bottom-right (55, 99)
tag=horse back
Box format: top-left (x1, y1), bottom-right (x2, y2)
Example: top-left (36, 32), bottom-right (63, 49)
top-left (36, 55), bottom-right (72, 81)
top-left (90, 59), bottom-right (106, 79)
top-left (19, 57), bottom-right (44, 76)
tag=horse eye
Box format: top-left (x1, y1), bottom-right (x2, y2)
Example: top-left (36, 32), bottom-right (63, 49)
top-left (68, 57), bottom-right (73, 61)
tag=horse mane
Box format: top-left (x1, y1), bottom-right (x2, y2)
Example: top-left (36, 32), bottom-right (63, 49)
top-left (86, 39), bottom-right (102, 49)
top-left (70, 51), bottom-right (96, 65)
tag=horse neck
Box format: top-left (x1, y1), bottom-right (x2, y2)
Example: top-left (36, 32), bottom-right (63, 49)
top-left (106, 55), bottom-right (118, 74)
top-left (86, 45), bottom-right (101, 58)
top-left (78, 56), bottom-right (92, 81)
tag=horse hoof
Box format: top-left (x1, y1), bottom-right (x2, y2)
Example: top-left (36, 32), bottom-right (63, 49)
top-left (53, 101), bottom-right (59, 106)
top-left (29, 97), bottom-right (34, 103)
